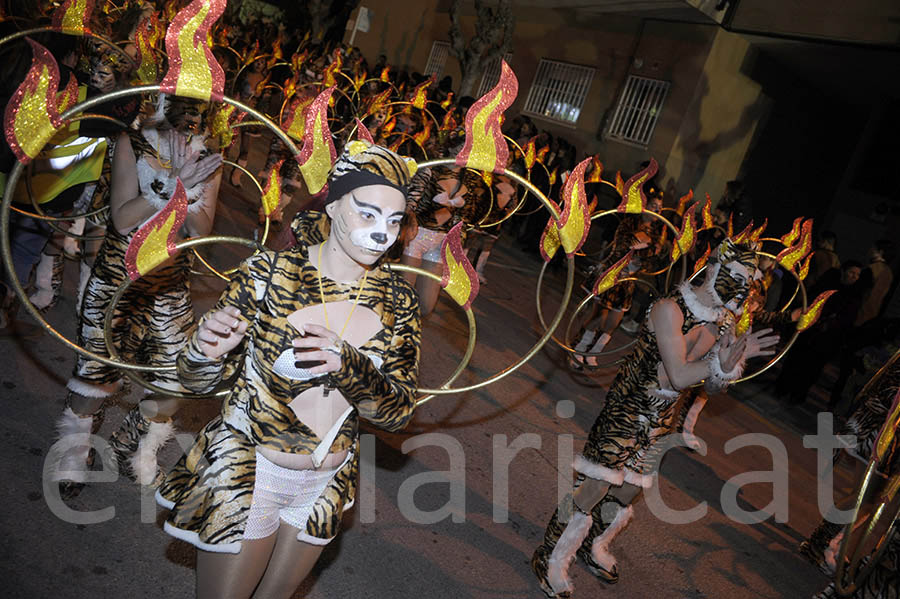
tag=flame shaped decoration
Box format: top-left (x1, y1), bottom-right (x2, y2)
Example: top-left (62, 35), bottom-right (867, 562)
top-left (124, 180), bottom-right (188, 281)
top-left (777, 218), bottom-right (813, 270)
top-left (615, 158), bottom-right (657, 214)
top-left (735, 298), bottom-right (754, 336)
top-left (291, 50), bottom-right (309, 73)
top-left (135, 18), bottom-right (158, 84)
top-left (4, 39), bottom-right (64, 164)
top-left (295, 87), bottom-right (337, 196)
top-left (726, 213), bottom-right (734, 238)
top-left (355, 118), bottom-right (374, 143)
top-left (557, 158), bottom-right (592, 256)
top-left (749, 219), bottom-right (767, 242)
top-left (322, 49), bottom-right (343, 88)
top-left (440, 92), bottom-right (454, 110)
top-left (593, 251), bottom-right (634, 296)
top-left (455, 60), bottom-right (518, 174)
top-left (159, 0), bottom-right (226, 102)
top-left (797, 251), bottom-right (814, 281)
top-left (548, 167), bottom-right (558, 186)
top-left (243, 40), bottom-right (260, 67)
top-left (254, 72), bottom-right (271, 97)
top-left (671, 206), bottom-right (696, 261)
top-left (693, 243), bottom-right (712, 276)
top-left (56, 73), bottom-right (79, 114)
top-left (538, 199), bottom-right (563, 262)
top-left (413, 121), bottom-right (432, 147)
top-left (365, 88), bottom-right (391, 117)
top-left (780, 217), bottom-right (804, 247)
top-left (283, 95), bottom-right (314, 141)
top-left (261, 159), bottom-right (284, 218)
top-left (585, 155), bottom-right (603, 184)
top-left (51, 0), bottom-right (95, 34)
top-left (534, 145), bottom-right (548, 165)
top-left (440, 109), bottom-right (457, 132)
top-left (523, 137), bottom-right (536, 170)
top-left (210, 103), bottom-right (243, 149)
top-left (676, 189), bottom-right (693, 217)
top-left (732, 221), bottom-right (754, 244)
top-left (614, 171), bottom-right (625, 197)
top-left (699, 193), bottom-right (713, 229)
top-left (381, 117), bottom-right (397, 136)
top-left (875, 390), bottom-right (900, 462)
top-left (796, 289), bottom-right (836, 332)
top-left (380, 66), bottom-right (391, 82)
top-left (439, 222), bottom-right (480, 309)
top-left (481, 171), bottom-right (493, 187)
top-left (352, 69), bottom-right (367, 92)
top-left (283, 75), bottom-right (298, 101)
top-left (410, 78), bottom-right (432, 110)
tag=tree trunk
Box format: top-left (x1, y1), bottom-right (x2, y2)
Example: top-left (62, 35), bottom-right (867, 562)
top-left (458, 68), bottom-right (481, 97)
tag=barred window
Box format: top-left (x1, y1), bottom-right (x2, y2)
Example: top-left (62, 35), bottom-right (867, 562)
top-left (424, 41), bottom-right (451, 78)
top-left (606, 75), bottom-right (670, 147)
top-left (522, 59), bottom-right (595, 125)
top-left (475, 53), bottom-right (513, 97)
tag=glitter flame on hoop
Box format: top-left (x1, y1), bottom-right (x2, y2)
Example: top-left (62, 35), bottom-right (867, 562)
top-left (124, 179), bottom-right (188, 281)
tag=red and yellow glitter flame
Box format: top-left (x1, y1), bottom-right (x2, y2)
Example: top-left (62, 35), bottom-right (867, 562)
top-left (51, 0), bottom-right (95, 35)
top-left (124, 180), bottom-right (188, 281)
top-left (159, 0), bottom-right (226, 102)
top-left (440, 222), bottom-right (480, 309)
top-left (593, 251), bottom-right (633, 296)
top-left (557, 158), bottom-right (592, 257)
top-left (796, 289), bottom-right (836, 332)
top-left (615, 158), bottom-right (657, 214)
top-left (454, 60), bottom-right (518, 174)
top-left (261, 159), bottom-right (284, 218)
top-left (672, 206), bottom-right (696, 261)
top-left (295, 87), bottom-right (337, 196)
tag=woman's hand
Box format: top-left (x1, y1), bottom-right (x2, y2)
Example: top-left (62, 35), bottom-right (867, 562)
top-left (291, 324), bottom-right (343, 375)
top-left (169, 133), bottom-right (222, 189)
top-left (197, 306), bottom-right (248, 359)
top-left (718, 331), bottom-right (747, 373)
top-left (743, 327), bottom-right (780, 360)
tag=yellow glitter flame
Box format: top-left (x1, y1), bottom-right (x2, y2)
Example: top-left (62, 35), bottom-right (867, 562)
top-left (797, 289), bottom-right (836, 332)
top-left (593, 251), bottom-right (633, 296)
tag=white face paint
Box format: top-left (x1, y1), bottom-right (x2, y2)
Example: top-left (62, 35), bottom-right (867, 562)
top-left (328, 185), bottom-right (406, 265)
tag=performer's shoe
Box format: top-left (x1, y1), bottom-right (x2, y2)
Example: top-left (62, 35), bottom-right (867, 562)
top-left (532, 503), bottom-right (592, 597)
top-left (577, 500), bottom-right (633, 584)
top-left (799, 520), bottom-right (844, 574)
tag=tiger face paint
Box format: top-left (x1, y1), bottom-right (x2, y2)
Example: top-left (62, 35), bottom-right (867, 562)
top-left (327, 185), bottom-right (406, 265)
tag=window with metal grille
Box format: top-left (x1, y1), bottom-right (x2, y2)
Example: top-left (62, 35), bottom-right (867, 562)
top-left (522, 59), bottom-right (595, 125)
top-left (475, 53), bottom-right (513, 97)
top-left (424, 41), bottom-right (450, 78)
top-left (606, 75), bottom-right (670, 147)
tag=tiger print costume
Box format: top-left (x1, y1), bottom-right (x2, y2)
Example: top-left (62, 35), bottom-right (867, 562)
top-left (800, 354), bottom-right (900, 573)
top-left (156, 211), bottom-right (421, 551)
top-left (52, 127), bottom-right (214, 490)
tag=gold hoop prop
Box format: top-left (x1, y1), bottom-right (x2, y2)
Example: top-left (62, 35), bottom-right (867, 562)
top-left (1, 84), bottom-right (302, 368)
top-left (535, 208), bottom-right (686, 355)
top-left (412, 158), bottom-right (574, 395)
top-left (684, 250), bottom-right (807, 384)
top-left (102, 236), bottom-right (262, 398)
top-left (835, 352), bottom-right (900, 596)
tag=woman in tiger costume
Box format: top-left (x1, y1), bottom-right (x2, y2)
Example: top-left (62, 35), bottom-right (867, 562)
top-left (532, 238), bottom-right (780, 597)
top-left (156, 141), bottom-right (421, 599)
top-left (49, 94), bottom-right (223, 495)
top-left (800, 352), bottom-right (900, 577)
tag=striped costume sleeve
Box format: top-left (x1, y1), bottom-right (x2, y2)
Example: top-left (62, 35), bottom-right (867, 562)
top-left (331, 277), bottom-right (421, 432)
top-left (176, 256), bottom-right (266, 393)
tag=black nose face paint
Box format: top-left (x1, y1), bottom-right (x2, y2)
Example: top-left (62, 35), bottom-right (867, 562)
top-left (370, 232), bottom-right (388, 245)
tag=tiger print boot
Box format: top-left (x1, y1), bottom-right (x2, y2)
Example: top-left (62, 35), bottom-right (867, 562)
top-left (577, 495), bottom-right (633, 583)
top-left (799, 520), bottom-right (844, 574)
top-left (532, 500), bottom-right (592, 598)
top-left (108, 406), bottom-right (173, 487)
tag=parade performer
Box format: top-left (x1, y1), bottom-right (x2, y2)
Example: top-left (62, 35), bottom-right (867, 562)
top-left (532, 238), bottom-right (779, 597)
top-left (49, 94), bottom-right (223, 493)
top-left (156, 141), bottom-right (421, 599)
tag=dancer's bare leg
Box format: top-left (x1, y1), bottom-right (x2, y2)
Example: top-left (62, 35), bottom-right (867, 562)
top-left (416, 258), bottom-right (442, 316)
top-left (196, 535), bottom-right (277, 599)
top-left (252, 523), bottom-right (325, 599)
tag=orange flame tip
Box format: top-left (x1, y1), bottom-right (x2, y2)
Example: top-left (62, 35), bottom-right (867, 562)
top-left (726, 213), bottom-right (734, 237)
top-left (380, 66), bottom-right (390, 82)
top-left (780, 217), bottom-right (804, 247)
top-left (614, 171), bottom-right (625, 197)
top-left (797, 289), bottom-right (837, 332)
top-left (355, 118), bottom-right (374, 144)
top-left (797, 251), bottom-right (814, 281)
top-left (440, 222), bottom-right (480, 309)
top-left (616, 158), bottom-right (657, 214)
top-left (261, 160), bottom-right (284, 218)
top-left (440, 92), bottom-right (454, 110)
top-left (523, 137), bottom-right (537, 170)
top-left (455, 60), bottom-right (518, 174)
top-left (593, 251), bottom-right (633, 296)
top-left (735, 298), bottom-right (754, 336)
top-left (535, 145), bottom-right (549, 164)
top-left (296, 87), bottom-right (337, 196)
top-left (672, 206), bottom-right (696, 261)
top-left (322, 49), bottom-right (343, 88)
top-left (159, 0), bottom-right (226, 102)
top-left (135, 18), bottom-right (159, 84)
top-left (676, 189), bottom-right (694, 217)
top-left (4, 38), bottom-right (65, 164)
top-left (699, 193), bottom-right (713, 230)
top-left (124, 179), bottom-right (188, 281)
top-left (749, 218), bottom-right (767, 242)
top-left (693, 243), bottom-right (712, 276)
top-left (51, 0), bottom-right (95, 35)
top-left (585, 155), bottom-right (603, 184)
top-left (732, 221), bottom-right (754, 244)
top-left (557, 158), bottom-right (592, 256)
top-left (776, 219), bottom-right (813, 270)
top-left (410, 79), bottom-right (431, 110)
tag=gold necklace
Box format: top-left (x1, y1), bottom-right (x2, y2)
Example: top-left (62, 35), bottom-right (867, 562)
top-left (317, 242), bottom-right (368, 340)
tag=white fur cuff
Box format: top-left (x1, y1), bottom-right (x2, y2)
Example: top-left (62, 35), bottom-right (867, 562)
top-left (67, 377), bottom-right (123, 399)
top-left (573, 455), bottom-right (625, 486)
top-left (705, 342), bottom-right (744, 392)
